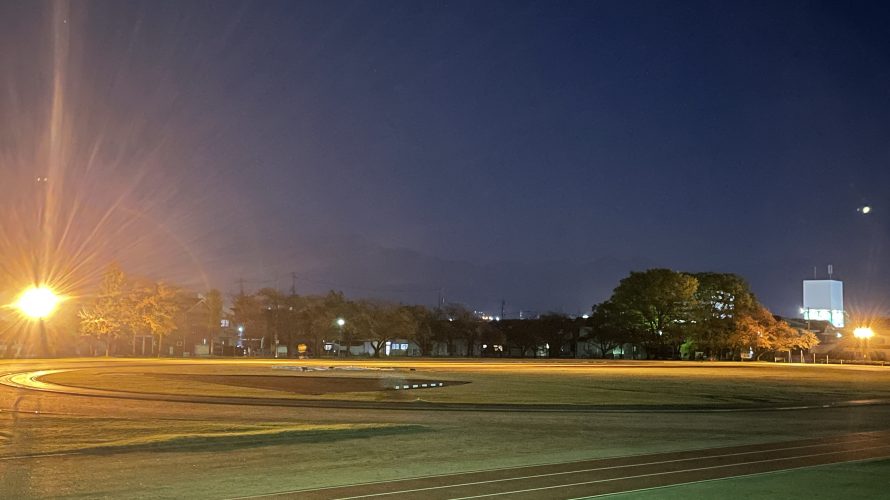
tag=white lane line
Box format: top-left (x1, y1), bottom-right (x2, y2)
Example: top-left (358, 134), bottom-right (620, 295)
top-left (447, 444), bottom-right (890, 500)
top-left (327, 437), bottom-right (883, 500)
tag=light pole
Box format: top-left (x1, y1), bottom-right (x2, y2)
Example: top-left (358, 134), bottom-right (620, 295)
top-left (237, 325), bottom-right (244, 357)
top-left (853, 327), bottom-right (874, 361)
top-left (336, 318), bottom-right (345, 357)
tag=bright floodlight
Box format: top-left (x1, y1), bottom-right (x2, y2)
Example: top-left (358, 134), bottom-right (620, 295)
top-left (853, 327), bottom-right (874, 339)
top-left (336, 318), bottom-right (345, 327)
top-left (16, 286), bottom-right (60, 319)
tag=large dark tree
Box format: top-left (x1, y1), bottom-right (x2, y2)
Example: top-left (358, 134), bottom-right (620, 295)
top-left (609, 269), bottom-right (698, 358)
top-left (538, 313), bottom-right (576, 358)
top-left (349, 300), bottom-right (417, 357)
top-left (231, 291), bottom-right (266, 350)
top-left (586, 301), bottom-right (633, 358)
top-left (500, 319), bottom-right (542, 357)
top-left (404, 305), bottom-right (436, 355)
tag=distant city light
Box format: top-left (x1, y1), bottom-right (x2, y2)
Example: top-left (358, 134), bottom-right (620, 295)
top-left (16, 286), bottom-right (60, 319)
top-left (853, 327), bottom-right (874, 339)
top-left (858, 205), bottom-right (872, 214)
top-left (582, 314), bottom-right (589, 319)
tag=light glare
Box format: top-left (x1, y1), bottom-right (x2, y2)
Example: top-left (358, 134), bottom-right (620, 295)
top-left (853, 327), bottom-right (874, 339)
top-left (16, 286), bottom-right (60, 319)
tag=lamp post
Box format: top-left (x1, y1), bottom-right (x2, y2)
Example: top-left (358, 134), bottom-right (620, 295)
top-left (336, 318), bottom-right (345, 357)
top-left (237, 325), bottom-right (244, 356)
top-left (853, 327), bottom-right (874, 361)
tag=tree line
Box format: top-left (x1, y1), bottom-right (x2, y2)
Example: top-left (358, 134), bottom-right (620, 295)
top-left (9, 264), bottom-right (818, 360)
top-left (76, 263), bottom-right (187, 356)
top-left (232, 268), bottom-right (819, 360)
top-left (590, 269), bottom-right (819, 360)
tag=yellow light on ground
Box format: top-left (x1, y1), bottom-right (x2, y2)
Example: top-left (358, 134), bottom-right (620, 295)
top-left (853, 327), bottom-right (874, 339)
top-left (16, 286), bottom-right (60, 319)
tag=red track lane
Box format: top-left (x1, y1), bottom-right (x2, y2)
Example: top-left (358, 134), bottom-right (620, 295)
top-left (233, 431), bottom-right (890, 500)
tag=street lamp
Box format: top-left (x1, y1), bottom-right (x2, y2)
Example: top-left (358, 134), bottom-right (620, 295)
top-left (853, 327), bottom-right (874, 338)
top-left (336, 318), bottom-right (345, 357)
top-left (15, 286), bottom-right (61, 357)
top-left (853, 327), bottom-right (875, 361)
top-left (16, 286), bottom-right (60, 319)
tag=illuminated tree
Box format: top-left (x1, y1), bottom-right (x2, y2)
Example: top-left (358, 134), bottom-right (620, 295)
top-left (730, 307), bottom-right (775, 360)
top-left (687, 272), bottom-right (759, 358)
top-left (78, 263), bottom-right (127, 356)
top-left (134, 282), bottom-right (180, 357)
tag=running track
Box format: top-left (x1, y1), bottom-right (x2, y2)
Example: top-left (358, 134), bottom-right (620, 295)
top-left (235, 431), bottom-right (890, 499)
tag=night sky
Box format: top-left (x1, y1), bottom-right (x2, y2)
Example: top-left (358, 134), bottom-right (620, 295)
top-left (2, 0), bottom-right (890, 317)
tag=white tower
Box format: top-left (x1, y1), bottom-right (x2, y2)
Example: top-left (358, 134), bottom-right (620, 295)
top-left (802, 279), bottom-right (844, 328)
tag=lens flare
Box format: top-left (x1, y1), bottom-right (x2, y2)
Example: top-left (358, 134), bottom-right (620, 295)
top-left (16, 286), bottom-right (61, 319)
top-left (853, 327), bottom-right (874, 339)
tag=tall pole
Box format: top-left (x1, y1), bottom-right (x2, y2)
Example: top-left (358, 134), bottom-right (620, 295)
top-left (39, 319), bottom-right (49, 358)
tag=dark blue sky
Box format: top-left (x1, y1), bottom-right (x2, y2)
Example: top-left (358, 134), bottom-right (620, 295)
top-left (2, 0), bottom-right (890, 316)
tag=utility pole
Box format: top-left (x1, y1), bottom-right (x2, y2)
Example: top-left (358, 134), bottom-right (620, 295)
top-left (500, 299), bottom-right (505, 320)
top-left (290, 272), bottom-right (297, 296)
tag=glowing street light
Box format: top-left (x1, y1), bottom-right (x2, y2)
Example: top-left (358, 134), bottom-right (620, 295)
top-left (853, 327), bottom-right (874, 339)
top-left (335, 318), bottom-right (346, 357)
top-left (16, 286), bottom-right (60, 319)
top-left (853, 326), bottom-right (875, 361)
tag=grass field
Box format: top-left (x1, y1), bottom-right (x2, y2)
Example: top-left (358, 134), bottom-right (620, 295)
top-left (0, 416), bottom-right (423, 456)
top-left (40, 358), bottom-right (890, 406)
top-left (6, 358), bottom-right (890, 498)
